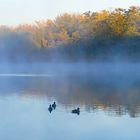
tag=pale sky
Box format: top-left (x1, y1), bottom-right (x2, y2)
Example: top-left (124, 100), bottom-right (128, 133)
top-left (0, 0), bottom-right (140, 26)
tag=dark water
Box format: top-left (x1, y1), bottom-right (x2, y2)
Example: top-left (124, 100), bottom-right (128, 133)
top-left (0, 63), bottom-right (140, 140)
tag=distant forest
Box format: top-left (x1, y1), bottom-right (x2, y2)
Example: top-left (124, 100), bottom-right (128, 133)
top-left (1, 6), bottom-right (140, 62)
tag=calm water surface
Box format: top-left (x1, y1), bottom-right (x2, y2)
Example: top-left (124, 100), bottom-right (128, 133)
top-left (0, 63), bottom-right (140, 140)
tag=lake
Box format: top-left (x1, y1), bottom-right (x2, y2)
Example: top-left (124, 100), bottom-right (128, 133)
top-left (0, 63), bottom-right (140, 140)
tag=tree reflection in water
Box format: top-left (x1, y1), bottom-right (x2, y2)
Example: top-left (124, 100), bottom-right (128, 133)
top-left (0, 72), bottom-right (140, 118)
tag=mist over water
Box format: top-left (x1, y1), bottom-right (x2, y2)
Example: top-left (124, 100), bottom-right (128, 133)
top-left (1, 30), bottom-right (140, 139)
top-left (0, 62), bottom-right (140, 117)
top-left (0, 4), bottom-right (140, 140)
top-left (0, 61), bottom-right (140, 140)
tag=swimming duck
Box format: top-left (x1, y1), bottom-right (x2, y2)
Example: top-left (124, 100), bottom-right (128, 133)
top-left (52, 102), bottom-right (56, 109)
top-left (48, 105), bottom-right (53, 113)
top-left (72, 108), bottom-right (80, 115)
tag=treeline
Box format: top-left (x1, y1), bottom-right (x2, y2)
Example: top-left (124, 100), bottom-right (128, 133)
top-left (16, 6), bottom-right (140, 47)
top-left (0, 6), bottom-right (140, 62)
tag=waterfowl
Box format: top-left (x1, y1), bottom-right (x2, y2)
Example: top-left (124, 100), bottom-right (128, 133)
top-left (48, 105), bottom-right (53, 113)
top-left (52, 102), bottom-right (56, 109)
top-left (72, 108), bottom-right (80, 115)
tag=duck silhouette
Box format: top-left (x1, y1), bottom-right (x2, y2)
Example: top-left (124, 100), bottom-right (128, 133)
top-left (52, 102), bottom-right (56, 109)
top-left (72, 108), bottom-right (80, 115)
top-left (48, 105), bottom-right (53, 113)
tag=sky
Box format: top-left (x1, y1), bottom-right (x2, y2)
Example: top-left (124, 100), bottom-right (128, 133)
top-left (0, 0), bottom-right (140, 26)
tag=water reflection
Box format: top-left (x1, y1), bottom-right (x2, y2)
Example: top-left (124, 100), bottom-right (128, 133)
top-left (0, 71), bottom-right (140, 118)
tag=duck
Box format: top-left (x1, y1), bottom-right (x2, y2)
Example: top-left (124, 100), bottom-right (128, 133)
top-left (72, 108), bottom-right (80, 115)
top-left (52, 102), bottom-right (56, 109)
top-left (48, 105), bottom-right (53, 113)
